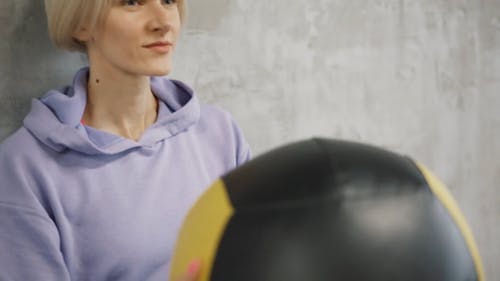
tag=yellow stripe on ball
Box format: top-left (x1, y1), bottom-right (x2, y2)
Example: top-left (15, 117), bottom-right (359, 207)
top-left (417, 163), bottom-right (485, 281)
top-left (169, 179), bottom-right (234, 281)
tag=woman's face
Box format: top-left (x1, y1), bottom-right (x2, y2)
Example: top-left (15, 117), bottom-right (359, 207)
top-left (85, 0), bottom-right (181, 77)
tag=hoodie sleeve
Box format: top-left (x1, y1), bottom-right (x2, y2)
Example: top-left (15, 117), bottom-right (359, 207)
top-left (229, 113), bottom-right (251, 166)
top-left (235, 127), bottom-right (251, 166)
top-left (0, 143), bottom-right (71, 280)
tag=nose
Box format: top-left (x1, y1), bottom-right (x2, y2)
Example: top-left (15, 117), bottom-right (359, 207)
top-left (146, 1), bottom-right (176, 33)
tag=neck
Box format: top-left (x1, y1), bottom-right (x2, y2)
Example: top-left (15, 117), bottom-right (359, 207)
top-left (82, 66), bottom-right (158, 141)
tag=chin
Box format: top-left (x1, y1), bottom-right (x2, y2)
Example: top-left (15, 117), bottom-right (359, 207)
top-left (153, 69), bottom-right (171, 77)
top-left (145, 65), bottom-right (171, 77)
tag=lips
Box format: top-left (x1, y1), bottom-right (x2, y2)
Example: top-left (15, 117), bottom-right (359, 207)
top-left (143, 41), bottom-right (173, 54)
top-left (143, 41), bottom-right (173, 48)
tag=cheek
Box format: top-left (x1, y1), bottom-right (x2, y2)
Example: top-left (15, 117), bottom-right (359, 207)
top-left (104, 30), bottom-right (143, 63)
top-left (99, 16), bottom-right (138, 46)
top-left (107, 24), bottom-right (136, 46)
top-left (169, 11), bottom-right (182, 41)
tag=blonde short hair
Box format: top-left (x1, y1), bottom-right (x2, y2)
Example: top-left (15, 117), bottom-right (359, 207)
top-left (44, 0), bottom-right (186, 53)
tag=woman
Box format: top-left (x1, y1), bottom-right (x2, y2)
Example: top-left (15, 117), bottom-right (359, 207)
top-left (0, 0), bottom-right (250, 280)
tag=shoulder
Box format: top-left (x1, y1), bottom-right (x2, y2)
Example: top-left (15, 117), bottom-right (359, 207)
top-left (195, 103), bottom-right (252, 166)
top-left (159, 77), bottom-right (252, 166)
top-left (0, 127), bottom-right (54, 212)
top-left (198, 103), bottom-right (243, 141)
top-left (199, 103), bottom-right (236, 128)
top-left (0, 127), bottom-right (53, 184)
top-left (0, 127), bottom-right (43, 161)
top-left (0, 126), bottom-right (59, 179)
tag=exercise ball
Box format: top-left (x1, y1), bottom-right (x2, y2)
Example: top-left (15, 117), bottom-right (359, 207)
top-left (170, 138), bottom-right (484, 281)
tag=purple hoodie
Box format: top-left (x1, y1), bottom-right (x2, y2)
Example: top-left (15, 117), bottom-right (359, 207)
top-left (0, 68), bottom-right (250, 280)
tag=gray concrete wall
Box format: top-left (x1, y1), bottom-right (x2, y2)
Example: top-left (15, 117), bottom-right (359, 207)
top-left (1, 0), bottom-right (499, 278)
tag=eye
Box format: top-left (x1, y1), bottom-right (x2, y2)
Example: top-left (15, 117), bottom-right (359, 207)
top-left (121, 0), bottom-right (141, 6)
top-left (162, 0), bottom-right (176, 5)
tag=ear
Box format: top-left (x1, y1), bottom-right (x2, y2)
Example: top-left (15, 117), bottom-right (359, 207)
top-left (73, 26), bottom-right (92, 43)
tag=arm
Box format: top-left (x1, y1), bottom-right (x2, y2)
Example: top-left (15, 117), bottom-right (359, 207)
top-left (0, 203), bottom-right (71, 280)
top-left (0, 146), bottom-right (71, 280)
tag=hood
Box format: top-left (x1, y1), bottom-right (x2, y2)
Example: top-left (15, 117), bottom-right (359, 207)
top-left (23, 67), bottom-right (200, 155)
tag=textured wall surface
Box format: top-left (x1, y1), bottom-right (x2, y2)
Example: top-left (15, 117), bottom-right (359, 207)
top-left (1, 0), bottom-right (499, 278)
